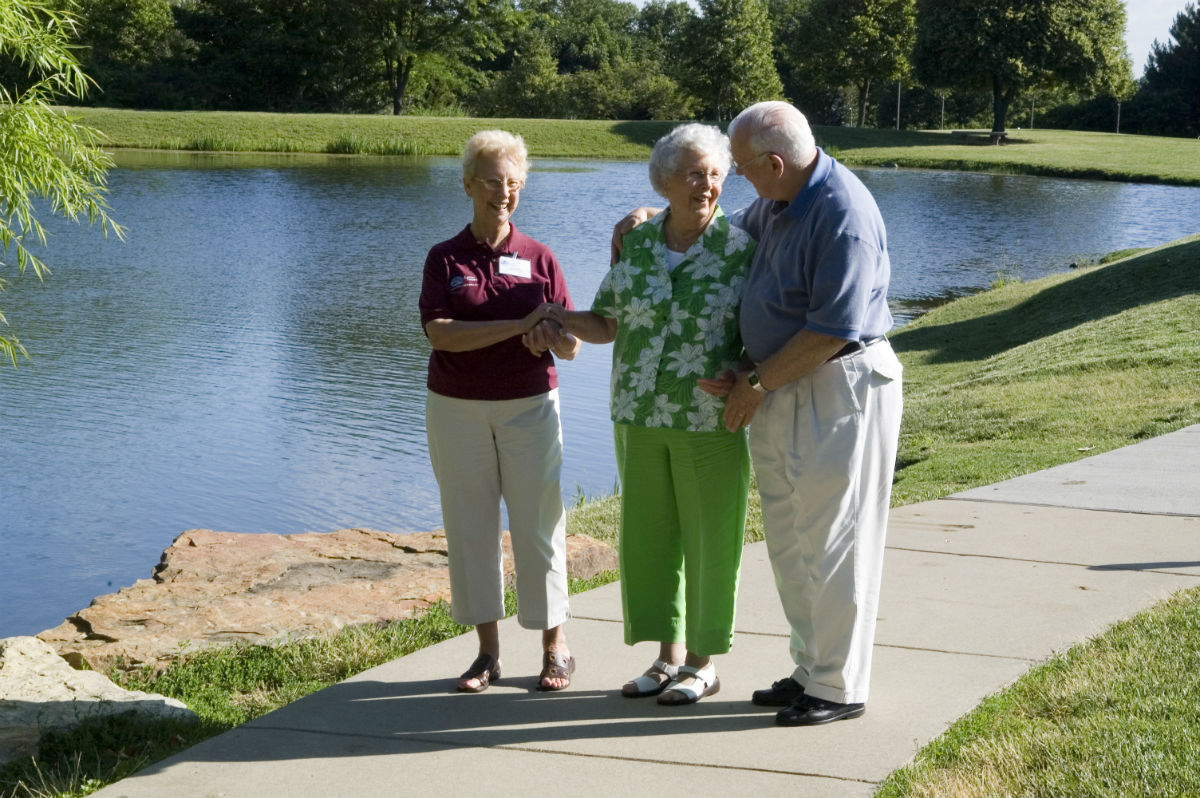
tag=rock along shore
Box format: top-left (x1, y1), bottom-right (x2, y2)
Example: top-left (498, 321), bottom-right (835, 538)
top-left (36, 527), bottom-right (618, 674)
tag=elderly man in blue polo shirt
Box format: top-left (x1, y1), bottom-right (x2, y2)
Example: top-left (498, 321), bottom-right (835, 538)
top-left (712, 101), bottom-right (904, 726)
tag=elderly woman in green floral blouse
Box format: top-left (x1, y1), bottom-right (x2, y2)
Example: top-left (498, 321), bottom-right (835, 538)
top-left (545, 123), bottom-right (755, 705)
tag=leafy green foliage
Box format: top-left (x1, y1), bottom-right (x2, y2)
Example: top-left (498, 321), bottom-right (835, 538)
top-left (913, 0), bottom-right (1132, 134)
top-left (681, 0), bottom-right (783, 120)
top-left (1137, 2), bottom-right (1200, 138)
top-left (791, 0), bottom-right (915, 128)
top-left (0, 0), bottom-right (122, 366)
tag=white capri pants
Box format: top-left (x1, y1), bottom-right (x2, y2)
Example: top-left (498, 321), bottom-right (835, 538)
top-left (425, 389), bottom-right (570, 630)
top-left (749, 340), bottom-right (903, 705)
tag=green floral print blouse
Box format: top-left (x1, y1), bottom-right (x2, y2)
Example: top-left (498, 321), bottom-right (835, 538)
top-left (591, 206), bottom-right (756, 432)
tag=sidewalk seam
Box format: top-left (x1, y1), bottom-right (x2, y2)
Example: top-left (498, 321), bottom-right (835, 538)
top-left (887, 545), bottom-right (1200, 577)
top-left (941, 496), bottom-right (1200, 519)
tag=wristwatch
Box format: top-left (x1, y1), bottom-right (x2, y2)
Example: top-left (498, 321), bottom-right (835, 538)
top-left (747, 369), bottom-right (767, 394)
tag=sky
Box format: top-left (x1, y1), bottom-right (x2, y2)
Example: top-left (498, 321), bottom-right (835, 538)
top-left (1125, 0), bottom-right (1194, 75)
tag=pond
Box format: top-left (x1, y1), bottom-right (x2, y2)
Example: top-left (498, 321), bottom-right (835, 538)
top-left (3, 151), bottom-right (1198, 637)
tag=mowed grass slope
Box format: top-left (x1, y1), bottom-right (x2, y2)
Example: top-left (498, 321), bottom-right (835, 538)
top-left (889, 233), bottom-right (1200, 505)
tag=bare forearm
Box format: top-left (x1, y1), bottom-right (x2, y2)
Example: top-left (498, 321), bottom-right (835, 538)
top-left (562, 311), bottom-right (617, 344)
top-left (755, 329), bottom-right (848, 390)
top-left (425, 318), bottom-right (529, 352)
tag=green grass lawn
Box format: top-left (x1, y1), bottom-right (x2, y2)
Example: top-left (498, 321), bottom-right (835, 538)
top-left (65, 107), bottom-right (1200, 186)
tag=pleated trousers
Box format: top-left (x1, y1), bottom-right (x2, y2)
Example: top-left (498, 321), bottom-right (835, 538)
top-left (749, 341), bottom-right (903, 705)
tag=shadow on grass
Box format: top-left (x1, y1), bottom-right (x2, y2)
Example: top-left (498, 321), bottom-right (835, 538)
top-left (891, 237), bottom-right (1200, 364)
top-left (813, 126), bottom-right (952, 151)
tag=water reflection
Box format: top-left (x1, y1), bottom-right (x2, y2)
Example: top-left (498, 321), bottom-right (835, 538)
top-left (2, 152), bottom-right (1198, 637)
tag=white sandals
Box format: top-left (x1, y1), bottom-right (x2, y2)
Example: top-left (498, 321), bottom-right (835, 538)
top-left (657, 662), bottom-right (720, 705)
top-left (621, 658), bottom-right (680, 698)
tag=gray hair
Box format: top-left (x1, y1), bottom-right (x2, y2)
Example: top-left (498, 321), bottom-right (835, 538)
top-left (462, 130), bottom-right (529, 181)
top-left (728, 101), bottom-right (817, 167)
top-left (648, 123), bottom-right (731, 197)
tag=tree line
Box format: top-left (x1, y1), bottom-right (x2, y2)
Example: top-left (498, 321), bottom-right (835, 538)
top-left (6, 0), bottom-right (1200, 138)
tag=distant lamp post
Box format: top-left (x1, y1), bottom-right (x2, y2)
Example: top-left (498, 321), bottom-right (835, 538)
top-left (896, 80), bottom-right (901, 130)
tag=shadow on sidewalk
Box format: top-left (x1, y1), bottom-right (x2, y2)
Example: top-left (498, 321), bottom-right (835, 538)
top-left (177, 677), bottom-right (777, 763)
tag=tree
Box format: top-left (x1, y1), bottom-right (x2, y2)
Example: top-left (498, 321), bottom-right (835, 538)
top-left (1, 0), bottom-right (122, 365)
top-left (1139, 2), bottom-right (1200, 137)
top-left (682, 0), bottom-right (784, 120)
top-left (792, 0), bottom-right (915, 127)
top-left (477, 26), bottom-right (563, 117)
top-left (542, 0), bottom-right (638, 74)
top-left (74, 0), bottom-right (195, 108)
top-left (768, 0), bottom-right (838, 123)
top-left (367, 0), bottom-right (515, 115)
top-left (913, 0), bottom-right (1132, 135)
top-left (176, 0), bottom-right (385, 113)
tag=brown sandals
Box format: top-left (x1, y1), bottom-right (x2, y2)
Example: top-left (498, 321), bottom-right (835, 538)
top-left (457, 653), bottom-right (501, 693)
top-left (537, 650), bottom-right (576, 691)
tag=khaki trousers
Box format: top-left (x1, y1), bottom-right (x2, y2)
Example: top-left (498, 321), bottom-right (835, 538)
top-left (749, 341), bottom-right (903, 705)
top-left (425, 389), bottom-right (570, 629)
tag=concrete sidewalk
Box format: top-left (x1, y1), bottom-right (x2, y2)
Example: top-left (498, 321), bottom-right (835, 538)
top-left (97, 425), bottom-right (1200, 798)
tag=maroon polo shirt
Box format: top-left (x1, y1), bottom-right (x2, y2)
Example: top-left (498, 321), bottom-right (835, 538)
top-left (419, 224), bottom-right (574, 401)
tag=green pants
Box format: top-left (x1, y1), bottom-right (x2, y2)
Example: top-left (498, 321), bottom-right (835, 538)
top-left (614, 423), bottom-right (750, 656)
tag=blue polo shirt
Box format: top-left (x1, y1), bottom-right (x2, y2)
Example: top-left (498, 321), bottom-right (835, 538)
top-left (734, 149), bottom-right (893, 364)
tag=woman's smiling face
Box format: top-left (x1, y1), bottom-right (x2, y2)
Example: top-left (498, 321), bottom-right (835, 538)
top-left (464, 154), bottom-right (524, 229)
top-left (663, 148), bottom-right (724, 226)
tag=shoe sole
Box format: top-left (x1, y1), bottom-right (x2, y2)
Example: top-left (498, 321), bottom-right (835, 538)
top-left (775, 706), bottom-right (866, 726)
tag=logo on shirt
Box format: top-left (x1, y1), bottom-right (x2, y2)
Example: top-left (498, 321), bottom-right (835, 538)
top-left (449, 275), bottom-right (480, 292)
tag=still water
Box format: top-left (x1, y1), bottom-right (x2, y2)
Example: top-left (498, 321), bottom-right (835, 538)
top-left (3, 151), bottom-right (1198, 637)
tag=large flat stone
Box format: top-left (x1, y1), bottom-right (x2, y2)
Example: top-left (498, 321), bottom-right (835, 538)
top-left (38, 528), bottom-right (616, 673)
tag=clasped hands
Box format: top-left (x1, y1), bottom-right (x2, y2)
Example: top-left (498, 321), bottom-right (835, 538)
top-left (522, 302), bottom-right (571, 356)
top-left (698, 369), bottom-right (765, 433)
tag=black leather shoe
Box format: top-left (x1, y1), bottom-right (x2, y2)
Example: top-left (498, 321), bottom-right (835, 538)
top-left (775, 695), bottom-right (865, 726)
top-left (751, 676), bottom-right (805, 707)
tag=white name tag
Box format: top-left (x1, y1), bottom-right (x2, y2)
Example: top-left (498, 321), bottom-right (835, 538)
top-left (498, 255), bottom-right (532, 279)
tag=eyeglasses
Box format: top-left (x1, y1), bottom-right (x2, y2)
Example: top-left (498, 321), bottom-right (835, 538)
top-left (472, 177), bottom-right (525, 192)
top-left (684, 169), bottom-right (723, 186)
top-left (733, 151), bottom-right (772, 175)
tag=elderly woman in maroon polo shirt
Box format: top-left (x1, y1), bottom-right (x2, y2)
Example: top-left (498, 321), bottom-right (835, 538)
top-left (418, 130), bottom-right (580, 693)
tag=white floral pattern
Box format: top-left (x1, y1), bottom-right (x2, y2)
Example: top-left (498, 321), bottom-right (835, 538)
top-left (591, 207), bottom-right (755, 432)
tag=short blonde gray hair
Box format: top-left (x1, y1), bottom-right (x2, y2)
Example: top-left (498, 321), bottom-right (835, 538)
top-left (462, 130), bottom-right (530, 181)
top-left (648, 123), bottom-right (731, 197)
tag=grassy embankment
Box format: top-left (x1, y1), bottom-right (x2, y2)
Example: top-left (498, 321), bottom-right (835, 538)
top-left (67, 107), bottom-right (1200, 186)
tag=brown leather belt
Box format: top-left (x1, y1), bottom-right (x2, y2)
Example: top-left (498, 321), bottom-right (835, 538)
top-left (828, 336), bottom-right (885, 362)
